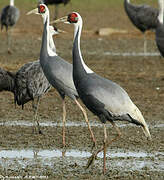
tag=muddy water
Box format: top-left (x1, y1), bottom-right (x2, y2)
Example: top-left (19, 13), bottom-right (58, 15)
top-left (0, 148), bottom-right (163, 178)
top-left (0, 119), bottom-right (163, 179)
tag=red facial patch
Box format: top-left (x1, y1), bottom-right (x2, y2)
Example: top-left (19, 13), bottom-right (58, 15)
top-left (68, 13), bottom-right (78, 23)
top-left (39, 5), bottom-right (45, 13)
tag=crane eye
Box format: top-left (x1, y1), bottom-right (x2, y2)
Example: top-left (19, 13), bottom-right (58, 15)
top-left (68, 13), bottom-right (78, 23)
top-left (39, 5), bottom-right (46, 13)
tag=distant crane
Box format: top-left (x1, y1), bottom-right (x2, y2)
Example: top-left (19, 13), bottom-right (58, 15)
top-left (155, 0), bottom-right (164, 57)
top-left (0, 25), bottom-right (59, 134)
top-left (54, 12), bottom-right (151, 174)
top-left (124, 0), bottom-right (162, 55)
top-left (38, 0), bottom-right (71, 20)
top-left (0, 0), bottom-right (20, 53)
top-left (27, 4), bottom-right (96, 148)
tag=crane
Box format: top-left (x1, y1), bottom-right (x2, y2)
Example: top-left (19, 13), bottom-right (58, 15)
top-left (0, 25), bottom-right (59, 134)
top-left (54, 12), bottom-right (152, 174)
top-left (124, 0), bottom-right (162, 55)
top-left (38, 0), bottom-right (71, 20)
top-left (155, 0), bottom-right (164, 57)
top-left (0, 0), bottom-right (20, 54)
top-left (0, 61), bottom-right (51, 134)
top-left (27, 4), bottom-right (96, 148)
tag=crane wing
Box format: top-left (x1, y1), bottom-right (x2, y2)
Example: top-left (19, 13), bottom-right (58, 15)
top-left (41, 56), bottom-right (78, 98)
top-left (85, 74), bottom-right (139, 118)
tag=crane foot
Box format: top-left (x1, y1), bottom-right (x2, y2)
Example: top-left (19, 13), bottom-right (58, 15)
top-left (7, 48), bottom-right (12, 54)
top-left (85, 153), bottom-right (97, 169)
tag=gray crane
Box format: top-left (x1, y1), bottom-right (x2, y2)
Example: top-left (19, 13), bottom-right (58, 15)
top-left (54, 12), bottom-right (151, 174)
top-left (0, 0), bottom-right (20, 54)
top-left (27, 4), bottom-right (96, 148)
top-left (124, 0), bottom-right (162, 55)
top-left (0, 25), bottom-right (59, 134)
top-left (155, 0), bottom-right (164, 57)
top-left (38, 0), bottom-right (71, 20)
top-left (0, 61), bottom-right (51, 134)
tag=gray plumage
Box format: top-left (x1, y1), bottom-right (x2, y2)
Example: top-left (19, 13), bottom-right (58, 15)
top-left (73, 26), bottom-right (150, 135)
top-left (155, 23), bottom-right (164, 56)
top-left (0, 67), bottom-right (15, 92)
top-left (155, 0), bottom-right (164, 57)
top-left (124, 0), bottom-right (159, 32)
top-left (0, 0), bottom-right (20, 53)
top-left (0, 62), bottom-right (51, 109)
top-left (0, 0), bottom-right (20, 31)
top-left (14, 60), bottom-right (51, 109)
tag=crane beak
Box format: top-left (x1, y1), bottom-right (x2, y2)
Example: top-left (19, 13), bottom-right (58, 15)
top-left (57, 29), bottom-right (67, 33)
top-left (50, 16), bottom-right (68, 24)
top-left (26, 8), bottom-right (39, 15)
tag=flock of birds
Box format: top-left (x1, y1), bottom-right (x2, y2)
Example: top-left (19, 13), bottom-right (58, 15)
top-left (0, 0), bottom-right (163, 174)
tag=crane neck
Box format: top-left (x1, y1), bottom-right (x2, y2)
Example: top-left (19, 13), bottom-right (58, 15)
top-left (40, 9), bottom-right (57, 61)
top-left (73, 16), bottom-right (93, 74)
top-left (49, 31), bottom-right (56, 53)
top-left (10, 0), bottom-right (14, 6)
top-left (158, 0), bottom-right (164, 24)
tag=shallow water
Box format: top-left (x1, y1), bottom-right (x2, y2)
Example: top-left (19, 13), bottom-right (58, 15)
top-left (0, 148), bottom-right (163, 172)
top-left (0, 120), bottom-right (163, 129)
top-left (1, 149), bottom-right (162, 159)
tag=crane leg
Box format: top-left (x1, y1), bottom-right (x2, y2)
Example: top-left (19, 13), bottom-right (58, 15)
top-left (143, 33), bottom-right (147, 56)
top-left (74, 99), bottom-right (96, 149)
top-left (7, 28), bottom-right (12, 54)
top-left (86, 122), bottom-right (121, 171)
top-left (33, 97), bottom-right (42, 134)
top-left (103, 124), bottom-right (107, 174)
top-left (62, 99), bottom-right (66, 148)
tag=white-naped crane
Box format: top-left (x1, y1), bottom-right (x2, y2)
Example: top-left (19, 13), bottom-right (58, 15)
top-left (0, 0), bottom-right (20, 54)
top-left (38, 0), bottom-right (71, 20)
top-left (0, 25), bottom-right (60, 134)
top-left (124, 0), bottom-right (163, 55)
top-left (53, 12), bottom-right (151, 174)
top-left (155, 0), bottom-right (164, 57)
top-left (27, 4), bottom-right (96, 148)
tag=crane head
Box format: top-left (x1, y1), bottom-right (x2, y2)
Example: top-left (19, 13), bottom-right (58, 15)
top-left (51, 12), bottom-right (79, 24)
top-left (26, 4), bottom-right (47, 16)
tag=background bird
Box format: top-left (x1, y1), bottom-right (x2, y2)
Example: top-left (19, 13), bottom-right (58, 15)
top-left (155, 0), bottom-right (164, 57)
top-left (27, 4), bottom-right (96, 148)
top-left (124, 0), bottom-right (161, 55)
top-left (0, 0), bottom-right (20, 53)
top-left (38, 0), bottom-right (71, 20)
top-left (54, 12), bottom-right (152, 174)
